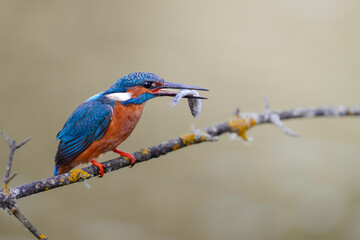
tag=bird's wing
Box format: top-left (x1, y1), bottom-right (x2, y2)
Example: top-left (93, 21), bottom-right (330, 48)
top-left (55, 101), bottom-right (113, 166)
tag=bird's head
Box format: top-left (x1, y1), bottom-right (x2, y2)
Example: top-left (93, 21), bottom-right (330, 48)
top-left (104, 72), bottom-right (208, 105)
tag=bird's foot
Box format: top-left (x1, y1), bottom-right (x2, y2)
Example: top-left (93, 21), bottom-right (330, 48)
top-left (113, 149), bottom-right (135, 166)
top-left (90, 160), bottom-right (106, 177)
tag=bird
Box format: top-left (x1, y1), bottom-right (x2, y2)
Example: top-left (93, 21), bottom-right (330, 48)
top-left (54, 72), bottom-right (208, 176)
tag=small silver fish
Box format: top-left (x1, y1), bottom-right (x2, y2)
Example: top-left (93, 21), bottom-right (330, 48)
top-left (169, 89), bottom-right (202, 118)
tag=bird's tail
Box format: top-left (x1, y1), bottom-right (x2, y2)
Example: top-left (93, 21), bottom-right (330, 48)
top-left (54, 165), bottom-right (59, 176)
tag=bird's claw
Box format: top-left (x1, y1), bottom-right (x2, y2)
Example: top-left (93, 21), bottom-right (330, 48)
top-left (90, 160), bottom-right (106, 177)
top-left (113, 149), bottom-right (135, 166)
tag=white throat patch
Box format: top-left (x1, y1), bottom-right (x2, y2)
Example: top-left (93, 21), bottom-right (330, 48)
top-left (106, 92), bottom-right (132, 102)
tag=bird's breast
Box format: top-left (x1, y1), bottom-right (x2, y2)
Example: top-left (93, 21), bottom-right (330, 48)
top-left (102, 102), bottom-right (145, 148)
top-left (83, 102), bottom-right (145, 155)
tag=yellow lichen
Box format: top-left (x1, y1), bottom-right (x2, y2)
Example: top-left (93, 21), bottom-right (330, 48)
top-left (141, 148), bottom-right (149, 155)
top-left (44, 187), bottom-right (49, 191)
top-left (249, 118), bottom-right (257, 127)
top-left (228, 115), bottom-right (253, 141)
top-left (2, 183), bottom-right (9, 196)
top-left (68, 169), bottom-right (90, 183)
top-left (173, 144), bottom-right (180, 150)
top-left (180, 133), bottom-right (196, 145)
top-left (40, 233), bottom-right (47, 239)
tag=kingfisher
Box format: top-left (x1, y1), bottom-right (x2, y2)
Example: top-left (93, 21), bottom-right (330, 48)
top-left (54, 72), bottom-right (207, 176)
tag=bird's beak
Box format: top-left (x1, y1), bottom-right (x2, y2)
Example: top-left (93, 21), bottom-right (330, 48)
top-left (150, 81), bottom-right (208, 99)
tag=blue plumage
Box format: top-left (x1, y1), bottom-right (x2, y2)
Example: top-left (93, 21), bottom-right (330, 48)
top-left (55, 97), bottom-right (114, 168)
top-left (54, 165), bottom-right (59, 176)
top-left (122, 92), bottom-right (156, 105)
top-left (105, 72), bottom-right (164, 94)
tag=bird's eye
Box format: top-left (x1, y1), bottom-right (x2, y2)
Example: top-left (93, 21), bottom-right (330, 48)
top-left (143, 81), bottom-right (152, 89)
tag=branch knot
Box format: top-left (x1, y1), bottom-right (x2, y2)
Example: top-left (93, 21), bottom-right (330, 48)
top-left (262, 97), bottom-right (299, 137)
top-left (0, 189), bottom-right (17, 210)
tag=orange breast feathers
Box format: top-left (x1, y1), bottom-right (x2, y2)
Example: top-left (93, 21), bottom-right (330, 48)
top-left (57, 102), bottom-right (145, 173)
top-left (99, 102), bottom-right (145, 149)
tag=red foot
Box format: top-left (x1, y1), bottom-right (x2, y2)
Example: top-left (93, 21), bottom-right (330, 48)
top-left (113, 149), bottom-right (135, 165)
top-left (90, 160), bottom-right (106, 177)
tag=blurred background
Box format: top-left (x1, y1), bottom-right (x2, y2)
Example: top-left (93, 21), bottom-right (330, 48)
top-left (1, 0), bottom-right (360, 239)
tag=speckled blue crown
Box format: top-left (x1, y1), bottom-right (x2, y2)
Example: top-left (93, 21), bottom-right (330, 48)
top-left (107, 72), bottom-right (164, 93)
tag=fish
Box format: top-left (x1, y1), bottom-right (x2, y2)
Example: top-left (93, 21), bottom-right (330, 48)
top-left (169, 89), bottom-right (202, 118)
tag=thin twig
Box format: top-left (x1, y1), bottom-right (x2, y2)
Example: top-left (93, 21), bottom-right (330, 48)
top-left (0, 105), bottom-right (357, 202)
top-left (0, 132), bottom-right (48, 240)
top-left (11, 208), bottom-right (48, 240)
top-left (1, 131), bottom-right (31, 184)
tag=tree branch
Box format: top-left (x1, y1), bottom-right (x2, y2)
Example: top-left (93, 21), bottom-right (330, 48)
top-left (0, 104), bottom-right (358, 203)
top-left (0, 131), bottom-right (48, 240)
